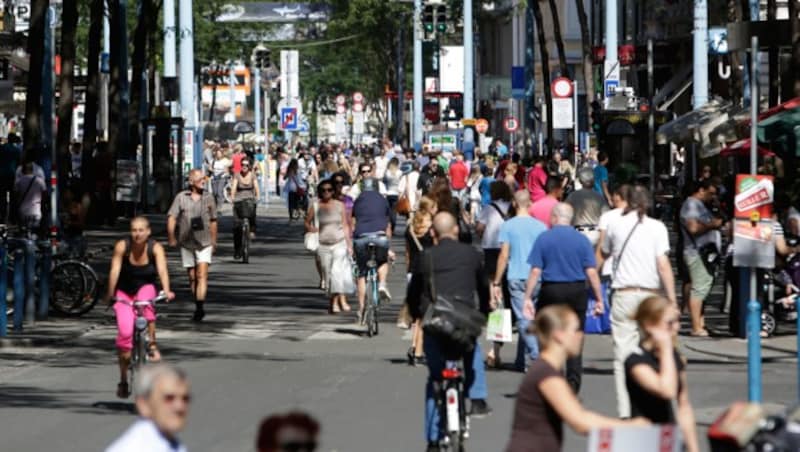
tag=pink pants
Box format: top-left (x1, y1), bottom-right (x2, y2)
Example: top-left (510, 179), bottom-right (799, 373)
top-left (113, 284), bottom-right (157, 352)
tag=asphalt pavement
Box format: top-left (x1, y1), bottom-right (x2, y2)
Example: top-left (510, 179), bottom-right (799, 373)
top-left (0, 200), bottom-right (797, 452)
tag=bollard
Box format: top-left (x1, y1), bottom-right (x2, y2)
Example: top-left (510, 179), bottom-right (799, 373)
top-left (38, 243), bottom-right (50, 319)
top-left (747, 296), bottom-right (762, 403)
top-left (23, 240), bottom-right (35, 324)
top-left (12, 248), bottom-right (24, 331)
top-left (0, 246), bottom-right (6, 337)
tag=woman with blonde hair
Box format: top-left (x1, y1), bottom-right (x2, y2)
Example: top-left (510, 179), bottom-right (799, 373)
top-left (626, 296), bottom-right (699, 452)
top-left (506, 305), bottom-right (646, 451)
top-left (403, 196), bottom-right (437, 365)
top-left (504, 162), bottom-right (519, 191)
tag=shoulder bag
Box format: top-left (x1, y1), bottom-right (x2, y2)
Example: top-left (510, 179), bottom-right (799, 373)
top-left (681, 222), bottom-right (720, 276)
top-left (395, 175), bottom-right (411, 216)
top-left (421, 252), bottom-right (486, 355)
top-left (304, 201), bottom-right (320, 252)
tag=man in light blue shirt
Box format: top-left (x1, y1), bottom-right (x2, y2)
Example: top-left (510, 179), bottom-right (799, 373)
top-left (491, 190), bottom-right (547, 371)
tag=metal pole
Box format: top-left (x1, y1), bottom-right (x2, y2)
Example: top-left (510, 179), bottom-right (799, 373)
top-left (254, 67), bottom-right (261, 136)
top-left (648, 39), bottom-right (655, 195)
top-left (605, 0), bottom-right (618, 71)
top-left (101, 4), bottom-right (110, 139)
top-left (462, 0), bottom-right (475, 160)
top-left (413, 0), bottom-right (423, 152)
top-left (228, 62), bottom-right (236, 122)
top-left (179, 0), bottom-right (197, 167)
top-left (0, 244), bottom-right (6, 337)
top-left (41, 6), bottom-right (57, 320)
top-left (396, 17), bottom-right (406, 146)
top-left (573, 79), bottom-right (579, 165)
top-left (509, 98), bottom-right (515, 153)
top-left (747, 35), bottom-right (761, 404)
top-left (163, 0), bottom-right (176, 114)
top-left (692, 0), bottom-right (708, 108)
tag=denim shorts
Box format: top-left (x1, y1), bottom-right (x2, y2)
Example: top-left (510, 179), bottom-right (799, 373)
top-left (353, 235), bottom-right (389, 277)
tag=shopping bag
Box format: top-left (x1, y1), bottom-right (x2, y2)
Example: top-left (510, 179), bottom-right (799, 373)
top-left (584, 281), bottom-right (611, 334)
top-left (338, 257), bottom-right (356, 295)
top-left (485, 309), bottom-right (513, 342)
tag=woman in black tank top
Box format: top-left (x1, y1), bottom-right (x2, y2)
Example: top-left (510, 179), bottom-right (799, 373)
top-left (105, 217), bottom-right (175, 399)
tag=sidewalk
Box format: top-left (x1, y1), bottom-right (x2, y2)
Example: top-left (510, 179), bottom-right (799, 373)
top-left (682, 334), bottom-right (798, 362)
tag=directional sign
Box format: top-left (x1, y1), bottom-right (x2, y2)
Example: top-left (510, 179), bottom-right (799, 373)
top-left (503, 116), bottom-right (519, 133)
top-left (604, 79), bottom-right (619, 98)
top-left (279, 107), bottom-right (299, 131)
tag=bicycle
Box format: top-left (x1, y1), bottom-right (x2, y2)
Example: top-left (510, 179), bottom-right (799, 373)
top-left (289, 191), bottom-right (309, 221)
top-left (434, 359), bottom-right (469, 452)
top-left (114, 291), bottom-right (169, 394)
top-left (363, 242), bottom-right (380, 337)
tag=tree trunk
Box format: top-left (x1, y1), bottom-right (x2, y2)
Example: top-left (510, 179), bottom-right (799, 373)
top-left (57, 0), bottom-right (78, 185)
top-left (81, 0), bottom-right (102, 193)
top-left (129, 0), bottom-right (150, 156)
top-left (575, 0), bottom-right (594, 128)
top-left (546, 0), bottom-right (569, 77)
top-left (790, 0), bottom-right (800, 98)
top-left (23, 0), bottom-right (49, 161)
top-left (728, 0), bottom-right (743, 105)
top-left (767, 0), bottom-right (779, 106)
top-left (532, 0), bottom-right (553, 150)
top-left (148, 0), bottom-right (161, 107)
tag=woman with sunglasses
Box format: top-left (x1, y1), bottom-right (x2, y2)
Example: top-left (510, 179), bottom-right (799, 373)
top-left (506, 305), bottom-right (646, 452)
top-left (231, 158), bottom-right (260, 259)
top-left (626, 296), bottom-right (699, 452)
top-left (306, 179), bottom-right (353, 313)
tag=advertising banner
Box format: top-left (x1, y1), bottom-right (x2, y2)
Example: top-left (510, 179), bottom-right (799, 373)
top-left (733, 174), bottom-right (775, 269)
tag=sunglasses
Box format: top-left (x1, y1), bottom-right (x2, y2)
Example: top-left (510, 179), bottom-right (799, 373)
top-left (163, 393), bottom-right (192, 404)
top-left (360, 169), bottom-right (371, 174)
top-left (280, 441), bottom-right (317, 452)
top-left (320, 187), bottom-right (334, 193)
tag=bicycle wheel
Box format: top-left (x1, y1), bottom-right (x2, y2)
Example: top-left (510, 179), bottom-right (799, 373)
top-left (49, 261), bottom-right (88, 316)
top-left (67, 261), bottom-right (100, 316)
top-left (371, 275), bottom-right (380, 336)
top-left (242, 222), bottom-right (250, 263)
top-left (223, 180), bottom-right (232, 204)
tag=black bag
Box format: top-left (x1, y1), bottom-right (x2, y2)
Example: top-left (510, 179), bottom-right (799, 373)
top-left (421, 253), bottom-right (486, 354)
top-left (681, 223), bottom-right (720, 276)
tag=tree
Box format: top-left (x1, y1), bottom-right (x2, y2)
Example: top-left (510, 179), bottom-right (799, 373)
top-left (129, 0), bottom-right (152, 155)
top-left (23, 0), bottom-right (49, 161)
top-left (574, 0), bottom-right (593, 128)
top-left (768, 0), bottom-right (779, 106)
top-left (57, 0), bottom-right (79, 183)
top-left (531, 0), bottom-right (553, 149)
top-left (81, 0), bottom-right (103, 191)
top-left (546, 0), bottom-right (568, 77)
top-left (787, 0), bottom-right (800, 98)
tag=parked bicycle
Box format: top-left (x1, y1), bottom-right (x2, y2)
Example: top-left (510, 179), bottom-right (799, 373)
top-left (434, 359), bottom-right (469, 452)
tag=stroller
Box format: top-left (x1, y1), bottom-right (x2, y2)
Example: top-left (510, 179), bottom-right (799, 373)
top-left (761, 239), bottom-right (800, 336)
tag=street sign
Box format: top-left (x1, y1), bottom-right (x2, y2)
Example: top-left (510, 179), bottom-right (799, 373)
top-left (298, 116), bottom-right (310, 135)
top-left (503, 116), bottom-right (519, 133)
top-left (336, 104), bottom-right (346, 114)
top-left (551, 77), bottom-right (573, 98)
top-left (352, 102), bottom-right (364, 113)
top-left (604, 79), bottom-right (619, 98)
top-left (461, 118), bottom-right (476, 126)
top-left (352, 92), bottom-right (364, 113)
top-left (733, 174), bottom-right (775, 269)
top-left (553, 98), bottom-right (574, 129)
top-left (511, 66), bottom-right (526, 100)
top-left (352, 111), bottom-right (365, 135)
top-left (279, 107), bottom-right (299, 131)
top-left (475, 118), bottom-right (489, 134)
top-left (335, 114), bottom-right (347, 142)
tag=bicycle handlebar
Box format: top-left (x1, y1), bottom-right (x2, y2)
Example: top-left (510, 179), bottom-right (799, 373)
top-left (111, 291), bottom-right (169, 306)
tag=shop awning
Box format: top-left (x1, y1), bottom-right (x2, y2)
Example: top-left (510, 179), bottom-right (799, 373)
top-left (656, 98), bottom-right (737, 148)
top-left (719, 138), bottom-right (775, 158)
top-left (757, 106), bottom-right (800, 158)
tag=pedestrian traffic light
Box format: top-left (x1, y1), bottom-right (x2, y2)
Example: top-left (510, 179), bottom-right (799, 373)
top-left (590, 100), bottom-right (602, 133)
top-left (422, 5), bottom-right (435, 37)
top-left (251, 46), bottom-right (271, 70)
top-left (435, 5), bottom-right (447, 33)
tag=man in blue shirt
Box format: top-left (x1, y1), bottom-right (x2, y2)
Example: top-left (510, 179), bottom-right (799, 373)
top-left (492, 190), bottom-right (547, 371)
top-left (523, 202), bottom-right (604, 393)
top-left (352, 177), bottom-right (393, 322)
top-left (593, 151), bottom-right (611, 203)
top-left (494, 139), bottom-right (508, 158)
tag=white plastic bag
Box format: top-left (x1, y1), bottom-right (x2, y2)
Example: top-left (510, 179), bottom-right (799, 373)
top-left (486, 309), bottom-right (512, 342)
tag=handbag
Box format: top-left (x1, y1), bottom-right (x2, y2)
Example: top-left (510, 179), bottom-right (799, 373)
top-left (421, 252), bottom-right (486, 354)
top-left (304, 201), bottom-right (319, 252)
top-left (681, 223), bottom-right (720, 276)
top-left (584, 280), bottom-right (611, 334)
top-left (395, 195), bottom-right (411, 216)
top-left (486, 308), bottom-right (513, 342)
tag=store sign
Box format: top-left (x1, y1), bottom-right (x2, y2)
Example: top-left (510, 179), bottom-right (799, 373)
top-left (733, 174), bottom-right (775, 269)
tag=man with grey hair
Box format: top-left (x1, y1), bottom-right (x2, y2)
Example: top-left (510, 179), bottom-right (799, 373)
top-left (523, 202), bottom-right (604, 393)
top-left (566, 166), bottom-right (608, 246)
top-left (106, 364), bottom-right (191, 452)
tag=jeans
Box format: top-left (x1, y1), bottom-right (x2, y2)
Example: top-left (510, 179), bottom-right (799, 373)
top-left (211, 175), bottom-right (228, 208)
top-left (233, 199), bottom-right (256, 254)
top-left (508, 279), bottom-right (539, 370)
top-left (424, 336), bottom-right (487, 442)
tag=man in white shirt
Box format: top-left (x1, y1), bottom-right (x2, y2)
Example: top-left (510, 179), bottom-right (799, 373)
top-left (595, 184), bottom-right (632, 279)
top-left (106, 364), bottom-right (191, 452)
top-left (601, 185), bottom-right (676, 418)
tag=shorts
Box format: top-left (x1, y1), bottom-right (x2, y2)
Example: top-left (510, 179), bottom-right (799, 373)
top-left (181, 246), bottom-right (213, 268)
top-left (353, 235), bottom-right (389, 277)
top-left (685, 252), bottom-right (713, 301)
top-left (113, 284), bottom-right (158, 352)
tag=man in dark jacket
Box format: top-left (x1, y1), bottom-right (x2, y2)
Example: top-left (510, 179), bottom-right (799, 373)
top-left (421, 212), bottom-right (491, 451)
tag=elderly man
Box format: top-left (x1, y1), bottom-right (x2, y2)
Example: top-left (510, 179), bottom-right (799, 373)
top-left (523, 202), bottom-right (604, 393)
top-left (106, 364), bottom-right (191, 452)
top-left (566, 167), bottom-right (608, 246)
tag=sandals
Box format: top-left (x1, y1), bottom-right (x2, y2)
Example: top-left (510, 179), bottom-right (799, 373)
top-left (690, 329), bottom-right (710, 338)
top-left (485, 355), bottom-right (502, 370)
top-left (117, 381), bottom-right (130, 399)
top-left (148, 343), bottom-right (162, 362)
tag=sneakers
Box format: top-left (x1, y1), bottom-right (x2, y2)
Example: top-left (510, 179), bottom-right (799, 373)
top-left (378, 284), bottom-right (392, 304)
top-left (468, 399), bottom-right (492, 418)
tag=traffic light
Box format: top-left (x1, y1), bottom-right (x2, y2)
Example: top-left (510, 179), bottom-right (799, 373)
top-left (422, 5), bottom-right (435, 38)
top-left (590, 100), bottom-right (602, 133)
top-left (435, 5), bottom-right (447, 33)
top-left (251, 46), bottom-right (271, 70)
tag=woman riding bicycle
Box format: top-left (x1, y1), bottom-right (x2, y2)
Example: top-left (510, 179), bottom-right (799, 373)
top-left (231, 158), bottom-right (260, 259)
top-left (104, 216), bottom-right (175, 399)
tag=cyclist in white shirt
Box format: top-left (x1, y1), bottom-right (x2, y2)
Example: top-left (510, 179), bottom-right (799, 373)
top-left (106, 364), bottom-right (191, 452)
